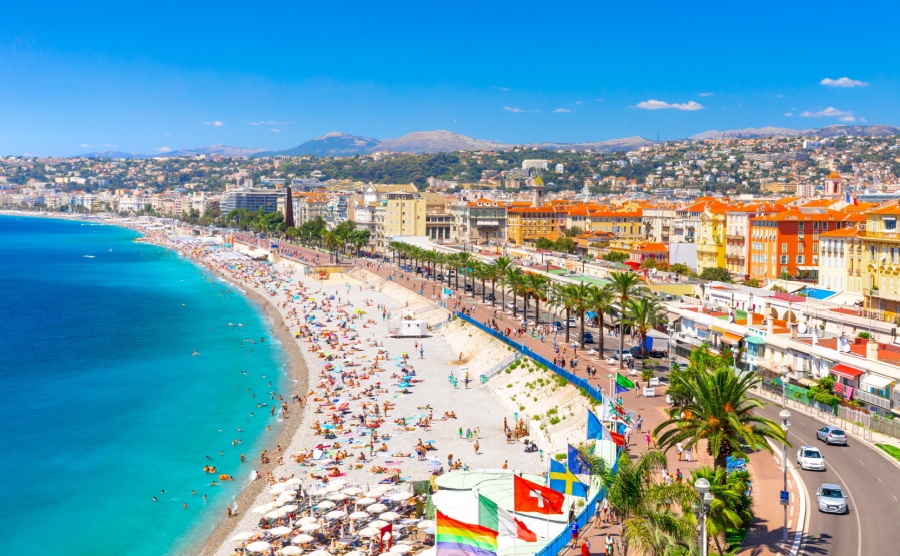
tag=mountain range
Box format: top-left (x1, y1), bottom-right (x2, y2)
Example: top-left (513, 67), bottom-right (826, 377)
top-left (78, 124), bottom-right (900, 159)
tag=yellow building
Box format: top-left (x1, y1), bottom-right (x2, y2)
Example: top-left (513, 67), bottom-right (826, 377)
top-left (383, 192), bottom-right (426, 238)
top-left (818, 226), bottom-right (863, 294)
top-left (696, 208), bottom-right (727, 273)
top-left (861, 202), bottom-right (900, 322)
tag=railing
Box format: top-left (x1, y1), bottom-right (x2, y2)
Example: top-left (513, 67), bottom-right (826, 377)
top-left (853, 389), bottom-right (893, 411)
top-left (481, 353), bottom-right (520, 380)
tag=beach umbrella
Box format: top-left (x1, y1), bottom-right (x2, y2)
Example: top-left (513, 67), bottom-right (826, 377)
top-left (358, 527), bottom-right (379, 538)
top-left (279, 504), bottom-right (299, 513)
top-left (390, 492), bottom-right (413, 502)
top-left (232, 532), bottom-right (255, 541)
top-left (367, 503), bottom-right (388, 514)
top-left (416, 520), bottom-right (435, 530)
top-left (327, 493), bottom-right (346, 501)
top-left (325, 510), bottom-right (347, 520)
top-left (344, 551), bottom-right (366, 556)
top-left (300, 523), bottom-right (321, 532)
top-left (342, 487), bottom-right (363, 496)
top-left (281, 547), bottom-right (303, 555)
top-left (379, 511), bottom-right (401, 521)
top-left (369, 520), bottom-right (389, 529)
top-left (246, 541), bottom-right (271, 553)
top-left (391, 545), bottom-right (413, 555)
top-left (285, 477), bottom-right (303, 486)
top-left (329, 479), bottom-right (348, 488)
top-left (270, 483), bottom-right (290, 494)
top-left (309, 550), bottom-right (332, 556)
top-left (252, 503), bottom-right (277, 514)
top-left (270, 526), bottom-right (293, 537)
top-left (349, 511), bottom-right (370, 520)
top-left (292, 534), bottom-right (315, 544)
top-left (299, 516), bottom-right (318, 525)
top-left (325, 483), bottom-right (343, 493)
top-left (316, 500), bottom-right (336, 510)
top-left (265, 510), bottom-right (284, 520)
top-left (278, 491), bottom-right (297, 502)
top-left (355, 497), bottom-right (376, 506)
top-left (382, 552), bottom-right (402, 556)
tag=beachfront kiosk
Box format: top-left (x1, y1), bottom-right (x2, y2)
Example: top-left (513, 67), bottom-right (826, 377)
top-left (389, 311), bottom-right (428, 338)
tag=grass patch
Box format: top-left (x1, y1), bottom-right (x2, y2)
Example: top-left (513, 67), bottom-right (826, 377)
top-left (876, 443), bottom-right (900, 463)
top-left (549, 416), bottom-right (561, 425)
top-left (555, 453), bottom-right (566, 461)
top-left (723, 526), bottom-right (749, 555)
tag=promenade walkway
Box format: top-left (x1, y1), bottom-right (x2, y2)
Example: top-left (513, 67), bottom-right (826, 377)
top-left (242, 242), bottom-right (801, 556)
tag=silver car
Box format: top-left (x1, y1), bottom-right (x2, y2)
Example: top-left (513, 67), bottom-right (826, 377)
top-left (816, 426), bottom-right (847, 445)
top-left (816, 483), bottom-right (848, 514)
top-left (797, 446), bottom-right (825, 471)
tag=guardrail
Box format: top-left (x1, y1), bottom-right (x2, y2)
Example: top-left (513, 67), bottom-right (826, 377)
top-left (480, 353), bottom-right (520, 380)
top-left (456, 312), bottom-right (605, 402)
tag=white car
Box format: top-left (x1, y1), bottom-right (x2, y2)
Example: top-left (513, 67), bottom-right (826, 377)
top-left (797, 446), bottom-right (825, 471)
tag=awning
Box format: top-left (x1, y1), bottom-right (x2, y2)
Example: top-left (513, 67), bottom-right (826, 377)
top-left (744, 335), bottom-right (766, 345)
top-left (711, 326), bottom-right (728, 335)
top-left (796, 266), bottom-right (818, 271)
top-left (721, 332), bottom-right (743, 345)
top-left (862, 374), bottom-right (895, 390)
top-left (694, 323), bottom-right (709, 331)
top-left (831, 363), bottom-right (864, 380)
top-left (798, 378), bottom-right (818, 388)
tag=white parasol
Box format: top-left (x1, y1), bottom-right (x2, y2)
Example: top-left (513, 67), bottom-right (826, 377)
top-left (349, 511), bottom-right (370, 520)
top-left (246, 541), bottom-right (272, 553)
top-left (358, 527), bottom-right (379, 538)
top-left (299, 516), bottom-right (318, 525)
top-left (355, 497), bottom-right (376, 507)
top-left (367, 503), bottom-right (388, 514)
top-left (369, 519), bottom-right (389, 529)
top-left (231, 532), bottom-right (255, 541)
top-left (316, 500), bottom-right (336, 510)
top-left (300, 523), bottom-right (321, 532)
top-left (325, 510), bottom-right (348, 520)
top-left (292, 534), bottom-right (316, 544)
top-left (379, 511), bottom-right (401, 521)
top-left (342, 487), bottom-right (363, 496)
top-left (392, 546), bottom-right (413, 555)
top-left (389, 492), bottom-right (413, 502)
top-left (278, 504), bottom-right (299, 513)
top-left (416, 520), bottom-right (435, 530)
top-left (269, 526), bottom-right (293, 537)
top-left (281, 547), bottom-right (303, 555)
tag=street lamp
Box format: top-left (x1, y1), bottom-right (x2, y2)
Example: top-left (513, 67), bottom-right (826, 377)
top-left (779, 365), bottom-right (790, 408)
top-left (780, 409), bottom-right (792, 543)
top-left (694, 477), bottom-right (713, 556)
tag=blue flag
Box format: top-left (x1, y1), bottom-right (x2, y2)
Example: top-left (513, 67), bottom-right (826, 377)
top-left (587, 410), bottom-right (614, 443)
top-left (567, 444), bottom-right (591, 475)
top-left (549, 459), bottom-right (589, 497)
top-left (615, 382), bottom-right (629, 395)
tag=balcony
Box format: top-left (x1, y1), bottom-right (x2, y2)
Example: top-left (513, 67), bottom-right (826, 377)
top-left (726, 233), bottom-right (745, 240)
top-left (854, 389), bottom-right (893, 411)
top-left (862, 229), bottom-right (900, 241)
top-left (726, 253), bottom-right (745, 260)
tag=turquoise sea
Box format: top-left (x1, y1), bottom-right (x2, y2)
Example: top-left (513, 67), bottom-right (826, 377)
top-left (0, 216), bottom-right (287, 555)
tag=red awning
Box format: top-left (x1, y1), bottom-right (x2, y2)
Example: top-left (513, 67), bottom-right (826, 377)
top-left (831, 363), bottom-right (864, 380)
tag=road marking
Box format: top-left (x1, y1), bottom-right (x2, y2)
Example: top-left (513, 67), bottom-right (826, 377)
top-left (859, 460), bottom-right (866, 465)
top-left (894, 495), bottom-right (898, 502)
top-left (875, 476), bottom-right (881, 482)
top-left (826, 460), bottom-right (863, 556)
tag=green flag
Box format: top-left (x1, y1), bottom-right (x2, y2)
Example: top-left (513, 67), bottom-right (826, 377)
top-left (478, 494), bottom-right (499, 531)
top-left (616, 373), bottom-right (635, 389)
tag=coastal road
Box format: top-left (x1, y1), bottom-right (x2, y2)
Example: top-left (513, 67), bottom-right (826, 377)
top-left (756, 403), bottom-right (900, 555)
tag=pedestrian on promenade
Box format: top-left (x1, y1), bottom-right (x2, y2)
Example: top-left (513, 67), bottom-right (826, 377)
top-left (676, 442), bottom-right (684, 461)
top-left (636, 415), bottom-right (643, 432)
top-left (645, 432), bottom-right (652, 449)
top-left (581, 540), bottom-right (590, 556)
top-left (419, 348), bottom-right (424, 359)
top-left (474, 441), bottom-right (480, 455)
top-left (605, 534), bottom-right (613, 555)
top-left (570, 522), bottom-right (579, 547)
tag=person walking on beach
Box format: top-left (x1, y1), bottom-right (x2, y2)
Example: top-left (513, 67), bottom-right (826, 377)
top-left (419, 347), bottom-right (424, 359)
top-left (473, 441), bottom-right (480, 455)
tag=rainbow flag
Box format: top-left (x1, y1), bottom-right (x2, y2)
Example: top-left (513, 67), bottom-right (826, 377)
top-left (436, 510), bottom-right (499, 556)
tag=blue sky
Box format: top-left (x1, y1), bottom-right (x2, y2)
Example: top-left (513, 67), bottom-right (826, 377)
top-left (1, 1), bottom-right (898, 156)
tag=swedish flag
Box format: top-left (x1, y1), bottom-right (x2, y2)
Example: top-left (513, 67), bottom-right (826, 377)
top-left (548, 459), bottom-right (589, 498)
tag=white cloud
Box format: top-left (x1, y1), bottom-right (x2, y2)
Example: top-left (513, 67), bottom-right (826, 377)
top-left (157, 146), bottom-right (172, 152)
top-left (820, 77), bottom-right (868, 88)
top-left (860, 117), bottom-right (868, 123)
top-left (249, 120), bottom-right (290, 126)
top-left (699, 92), bottom-right (714, 97)
top-left (553, 108), bottom-right (574, 113)
top-left (839, 116), bottom-right (856, 122)
top-left (204, 120), bottom-right (224, 127)
top-left (574, 101), bottom-right (583, 105)
top-left (164, 133), bottom-right (171, 137)
top-left (79, 143), bottom-right (92, 148)
top-left (503, 106), bottom-right (540, 113)
top-left (775, 94), bottom-right (785, 99)
top-left (799, 106), bottom-right (854, 119)
top-left (635, 99), bottom-right (704, 111)
top-left (595, 98), bottom-right (604, 102)
top-left (270, 128), bottom-right (283, 133)
top-left (102, 143), bottom-right (117, 148)
top-left (499, 87), bottom-right (510, 92)
top-left (784, 112), bottom-right (793, 117)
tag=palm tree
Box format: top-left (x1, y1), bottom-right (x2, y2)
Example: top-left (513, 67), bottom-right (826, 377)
top-left (472, 261), bottom-right (490, 303)
top-left (689, 467), bottom-right (754, 556)
top-left (548, 282), bottom-right (576, 343)
top-left (653, 365), bottom-right (789, 469)
top-left (523, 273), bottom-right (549, 329)
top-left (456, 252), bottom-right (473, 292)
top-left (491, 256), bottom-right (513, 308)
top-left (569, 282), bottom-right (593, 349)
top-left (607, 271), bottom-right (647, 369)
top-left (624, 297), bottom-right (668, 360)
top-left (587, 286), bottom-right (616, 357)
top-left (504, 268), bottom-right (525, 318)
top-left (603, 450), bottom-right (697, 556)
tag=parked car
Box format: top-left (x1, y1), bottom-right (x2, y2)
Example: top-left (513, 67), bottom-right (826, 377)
top-left (485, 293), bottom-right (495, 302)
top-left (506, 301), bottom-right (516, 310)
top-left (797, 446), bottom-right (826, 471)
top-left (464, 284), bottom-right (473, 292)
top-left (614, 350), bottom-right (634, 361)
top-left (629, 346), bottom-right (647, 359)
top-left (582, 331), bottom-right (594, 343)
top-left (552, 321), bottom-right (564, 331)
top-left (649, 349), bottom-right (666, 358)
top-left (816, 426), bottom-right (847, 445)
top-left (568, 319), bottom-right (577, 328)
top-left (816, 483), bottom-right (848, 514)
top-left (415, 266), bottom-right (423, 274)
top-left (435, 274), bottom-right (444, 281)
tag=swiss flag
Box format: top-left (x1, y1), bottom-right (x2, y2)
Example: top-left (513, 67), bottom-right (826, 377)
top-left (513, 475), bottom-right (565, 514)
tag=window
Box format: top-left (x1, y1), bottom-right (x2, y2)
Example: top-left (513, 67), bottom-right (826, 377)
top-left (782, 243), bottom-right (788, 253)
top-left (797, 255), bottom-right (805, 264)
top-left (813, 255), bottom-right (818, 265)
top-left (813, 243), bottom-right (818, 253)
top-left (780, 255), bottom-right (789, 264)
top-left (798, 233), bottom-right (804, 242)
top-left (886, 218), bottom-right (897, 232)
top-left (798, 243), bottom-right (804, 253)
top-left (798, 222), bottom-right (804, 230)
top-left (822, 222), bottom-right (828, 230)
top-left (814, 222), bottom-right (819, 230)
top-left (813, 232), bottom-right (819, 241)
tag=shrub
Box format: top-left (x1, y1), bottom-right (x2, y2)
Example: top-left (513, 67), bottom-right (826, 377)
top-left (858, 331), bottom-right (871, 339)
top-left (549, 417), bottom-right (561, 425)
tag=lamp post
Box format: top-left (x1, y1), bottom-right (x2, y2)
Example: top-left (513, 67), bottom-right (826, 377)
top-left (780, 408), bottom-right (792, 543)
top-left (694, 477), bottom-right (713, 556)
top-left (780, 365), bottom-right (790, 408)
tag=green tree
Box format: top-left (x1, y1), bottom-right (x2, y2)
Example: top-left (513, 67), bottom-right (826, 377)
top-left (565, 226), bottom-right (584, 237)
top-left (699, 266), bottom-right (733, 283)
top-left (670, 263), bottom-right (693, 276)
top-left (654, 363), bottom-right (789, 469)
top-left (689, 467), bottom-right (754, 556)
top-left (554, 237), bottom-right (576, 254)
top-left (624, 297), bottom-right (667, 360)
top-left (744, 277), bottom-right (760, 288)
top-left (603, 251), bottom-right (629, 263)
top-left (588, 286), bottom-right (616, 356)
top-left (607, 271), bottom-right (647, 369)
top-left (639, 257), bottom-right (659, 269)
top-left (504, 267), bottom-right (526, 318)
top-left (535, 237), bottom-right (554, 250)
top-left (490, 256), bottom-right (514, 308)
top-left (548, 282), bottom-right (576, 344)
